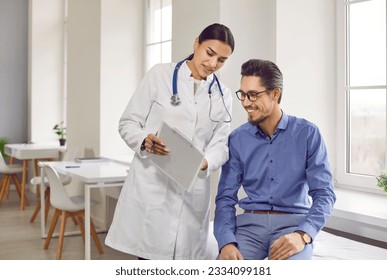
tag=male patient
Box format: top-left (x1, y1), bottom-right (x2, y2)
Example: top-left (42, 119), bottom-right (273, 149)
top-left (214, 59), bottom-right (336, 260)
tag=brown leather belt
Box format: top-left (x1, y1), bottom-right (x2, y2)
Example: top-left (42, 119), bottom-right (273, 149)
top-left (244, 210), bottom-right (290, 214)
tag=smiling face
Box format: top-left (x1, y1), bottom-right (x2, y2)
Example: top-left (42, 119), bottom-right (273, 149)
top-left (239, 76), bottom-right (281, 127)
top-left (187, 39), bottom-right (232, 80)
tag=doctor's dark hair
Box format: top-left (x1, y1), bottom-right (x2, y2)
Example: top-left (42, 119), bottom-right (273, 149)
top-left (241, 59), bottom-right (283, 103)
top-left (185, 23), bottom-right (235, 60)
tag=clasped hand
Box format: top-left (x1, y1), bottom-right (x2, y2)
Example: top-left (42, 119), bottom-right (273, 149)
top-left (219, 232), bottom-right (306, 260)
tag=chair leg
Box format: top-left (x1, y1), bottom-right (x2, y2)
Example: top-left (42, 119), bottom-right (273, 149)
top-left (4, 175), bottom-right (11, 201)
top-left (77, 215), bottom-right (86, 243)
top-left (12, 175), bottom-right (22, 198)
top-left (30, 187), bottom-right (50, 223)
top-left (76, 211), bottom-right (103, 255)
top-left (0, 175), bottom-right (10, 206)
top-left (44, 208), bottom-right (60, 249)
top-left (29, 202), bottom-right (41, 223)
top-left (0, 176), bottom-right (7, 206)
top-left (56, 211), bottom-right (68, 260)
top-left (13, 175), bottom-right (29, 206)
top-left (44, 189), bottom-right (51, 223)
top-left (29, 184), bottom-right (41, 223)
top-left (90, 218), bottom-right (104, 254)
top-left (71, 215), bottom-right (79, 225)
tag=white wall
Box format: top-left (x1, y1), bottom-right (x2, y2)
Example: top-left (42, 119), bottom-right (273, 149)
top-left (66, 0), bottom-right (142, 159)
top-left (100, 0), bottom-right (143, 159)
top-left (64, 0), bottom-right (143, 227)
top-left (276, 0), bottom-right (337, 167)
top-left (0, 0), bottom-right (28, 143)
top-left (29, 0), bottom-right (64, 143)
top-left (66, 0), bottom-right (101, 157)
top-left (172, 0), bottom-right (220, 62)
top-left (220, 0), bottom-right (277, 130)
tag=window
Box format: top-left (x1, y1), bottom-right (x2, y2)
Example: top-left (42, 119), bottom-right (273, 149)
top-left (336, 0), bottom-right (386, 191)
top-left (145, 0), bottom-right (172, 72)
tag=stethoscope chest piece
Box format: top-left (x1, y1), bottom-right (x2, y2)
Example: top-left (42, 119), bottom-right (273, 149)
top-left (170, 94), bottom-right (182, 106)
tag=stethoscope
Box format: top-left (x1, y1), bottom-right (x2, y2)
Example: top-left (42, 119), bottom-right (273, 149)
top-left (171, 60), bottom-right (232, 123)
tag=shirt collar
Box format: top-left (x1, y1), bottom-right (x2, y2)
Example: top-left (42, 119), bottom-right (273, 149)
top-left (277, 110), bottom-right (288, 131)
top-left (252, 110), bottom-right (289, 136)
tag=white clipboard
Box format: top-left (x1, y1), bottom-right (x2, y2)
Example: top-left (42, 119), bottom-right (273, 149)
top-left (148, 121), bottom-right (204, 191)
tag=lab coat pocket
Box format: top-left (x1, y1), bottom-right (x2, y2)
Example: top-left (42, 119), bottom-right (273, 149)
top-left (132, 161), bottom-right (169, 206)
top-left (191, 179), bottom-right (211, 213)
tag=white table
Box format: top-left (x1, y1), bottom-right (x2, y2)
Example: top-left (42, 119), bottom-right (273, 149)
top-left (39, 158), bottom-right (130, 260)
top-left (5, 143), bottom-right (65, 210)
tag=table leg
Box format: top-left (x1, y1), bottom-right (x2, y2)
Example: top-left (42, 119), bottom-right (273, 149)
top-left (40, 166), bottom-right (46, 238)
top-left (85, 184), bottom-right (91, 260)
top-left (20, 160), bottom-right (28, 210)
top-left (34, 159), bottom-right (39, 177)
top-left (30, 159), bottom-right (42, 223)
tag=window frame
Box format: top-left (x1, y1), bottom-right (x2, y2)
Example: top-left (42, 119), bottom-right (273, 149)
top-left (336, 0), bottom-right (387, 192)
top-left (144, 0), bottom-right (172, 73)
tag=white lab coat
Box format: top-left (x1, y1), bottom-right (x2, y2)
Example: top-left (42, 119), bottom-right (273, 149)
top-left (105, 62), bottom-right (232, 260)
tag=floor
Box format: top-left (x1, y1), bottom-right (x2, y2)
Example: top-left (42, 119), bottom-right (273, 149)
top-left (0, 189), bottom-right (137, 260)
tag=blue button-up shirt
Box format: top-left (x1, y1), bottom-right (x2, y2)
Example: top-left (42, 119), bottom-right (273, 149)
top-left (214, 112), bottom-right (336, 250)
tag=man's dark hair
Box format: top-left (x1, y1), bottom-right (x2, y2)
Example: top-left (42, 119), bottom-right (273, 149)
top-left (241, 59), bottom-right (283, 103)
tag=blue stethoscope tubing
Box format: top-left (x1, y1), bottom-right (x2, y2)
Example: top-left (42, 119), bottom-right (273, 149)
top-left (171, 60), bottom-right (232, 122)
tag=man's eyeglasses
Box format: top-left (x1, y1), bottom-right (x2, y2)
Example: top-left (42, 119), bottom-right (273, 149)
top-left (235, 89), bottom-right (271, 102)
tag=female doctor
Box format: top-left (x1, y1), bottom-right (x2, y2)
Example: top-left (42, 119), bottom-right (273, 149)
top-left (105, 23), bottom-right (235, 260)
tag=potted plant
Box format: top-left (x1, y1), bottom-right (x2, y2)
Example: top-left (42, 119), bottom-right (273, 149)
top-left (0, 137), bottom-right (9, 160)
top-left (376, 171), bottom-right (387, 193)
top-left (53, 122), bottom-right (66, 146)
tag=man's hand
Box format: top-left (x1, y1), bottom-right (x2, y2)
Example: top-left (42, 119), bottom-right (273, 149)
top-left (219, 243), bottom-right (244, 260)
top-left (269, 232), bottom-right (307, 260)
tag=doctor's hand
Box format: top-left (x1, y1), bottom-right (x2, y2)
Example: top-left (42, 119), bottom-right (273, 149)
top-left (219, 243), bottom-right (244, 260)
top-left (144, 133), bottom-right (170, 155)
top-left (268, 232), bottom-right (305, 260)
top-left (200, 159), bottom-right (208, 170)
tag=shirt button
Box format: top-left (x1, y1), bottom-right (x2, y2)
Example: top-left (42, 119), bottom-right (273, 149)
top-left (270, 160), bottom-right (273, 163)
top-left (271, 178), bottom-right (274, 181)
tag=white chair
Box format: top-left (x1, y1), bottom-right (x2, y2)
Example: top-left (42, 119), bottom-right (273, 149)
top-left (42, 164), bottom-right (104, 260)
top-left (29, 146), bottom-right (78, 223)
top-left (0, 152), bottom-right (29, 207)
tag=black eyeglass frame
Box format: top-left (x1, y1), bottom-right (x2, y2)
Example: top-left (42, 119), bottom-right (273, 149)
top-left (235, 89), bottom-right (271, 101)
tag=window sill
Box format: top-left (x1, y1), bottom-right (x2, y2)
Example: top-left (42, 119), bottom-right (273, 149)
top-left (326, 185), bottom-right (387, 243)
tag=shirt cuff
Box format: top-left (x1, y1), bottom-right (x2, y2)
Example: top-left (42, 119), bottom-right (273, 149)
top-left (217, 232), bottom-right (238, 251)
